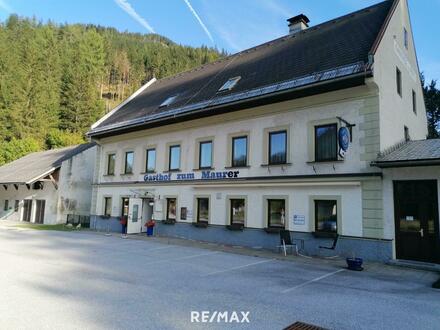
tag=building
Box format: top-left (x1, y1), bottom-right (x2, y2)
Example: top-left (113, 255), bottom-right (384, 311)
top-left (87, 0), bottom-right (437, 262)
top-left (0, 143), bottom-right (96, 225)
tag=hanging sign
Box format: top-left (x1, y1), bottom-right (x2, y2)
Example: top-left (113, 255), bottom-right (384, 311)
top-left (338, 127), bottom-right (350, 158)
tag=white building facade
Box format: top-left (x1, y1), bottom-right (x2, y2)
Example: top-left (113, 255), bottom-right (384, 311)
top-left (0, 144), bottom-right (96, 225)
top-left (88, 0), bottom-right (438, 262)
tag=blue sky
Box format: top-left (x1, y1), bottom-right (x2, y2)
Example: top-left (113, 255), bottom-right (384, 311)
top-left (0, 0), bottom-right (439, 82)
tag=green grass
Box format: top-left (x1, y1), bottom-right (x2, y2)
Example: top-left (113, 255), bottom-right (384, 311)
top-left (18, 224), bottom-right (78, 231)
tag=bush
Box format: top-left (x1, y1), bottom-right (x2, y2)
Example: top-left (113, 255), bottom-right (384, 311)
top-left (45, 129), bottom-right (85, 149)
top-left (0, 138), bottom-right (42, 166)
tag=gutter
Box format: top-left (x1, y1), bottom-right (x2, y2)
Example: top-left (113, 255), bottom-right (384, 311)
top-left (371, 159), bottom-right (440, 168)
top-left (89, 62), bottom-right (370, 138)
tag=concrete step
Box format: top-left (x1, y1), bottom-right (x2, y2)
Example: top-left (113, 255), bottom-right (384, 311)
top-left (387, 259), bottom-right (440, 273)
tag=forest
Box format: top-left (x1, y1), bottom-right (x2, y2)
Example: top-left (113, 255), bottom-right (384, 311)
top-left (0, 15), bottom-right (439, 166)
top-left (0, 15), bottom-right (223, 165)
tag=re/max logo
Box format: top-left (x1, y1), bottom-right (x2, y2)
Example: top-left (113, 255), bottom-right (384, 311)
top-left (190, 311), bottom-right (250, 323)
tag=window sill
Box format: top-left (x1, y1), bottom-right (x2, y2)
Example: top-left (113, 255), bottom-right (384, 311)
top-left (103, 174), bottom-right (115, 177)
top-left (166, 169), bottom-right (181, 173)
top-left (192, 221), bottom-right (209, 228)
top-left (141, 171), bottom-right (156, 175)
top-left (192, 167), bottom-right (215, 171)
top-left (162, 219), bottom-right (176, 225)
top-left (227, 223), bottom-right (244, 231)
top-left (261, 163), bottom-right (292, 168)
top-left (307, 160), bottom-right (344, 164)
top-left (120, 173), bottom-right (134, 176)
top-left (224, 165), bottom-right (250, 169)
top-left (264, 227), bottom-right (284, 234)
top-left (312, 231), bottom-right (338, 238)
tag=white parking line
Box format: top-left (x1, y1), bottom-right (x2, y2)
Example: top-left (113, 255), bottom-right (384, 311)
top-left (203, 258), bottom-right (274, 276)
top-left (282, 269), bottom-right (345, 293)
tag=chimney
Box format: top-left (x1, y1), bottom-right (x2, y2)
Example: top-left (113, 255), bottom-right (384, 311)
top-left (287, 14), bottom-right (310, 35)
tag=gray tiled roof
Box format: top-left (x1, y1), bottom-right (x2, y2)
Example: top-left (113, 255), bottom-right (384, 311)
top-left (374, 139), bottom-right (440, 166)
top-left (0, 143), bottom-right (95, 185)
top-left (89, 0), bottom-right (394, 137)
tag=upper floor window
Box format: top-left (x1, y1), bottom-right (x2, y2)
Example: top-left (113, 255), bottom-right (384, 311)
top-left (199, 141), bottom-right (212, 169)
top-left (404, 28), bottom-right (408, 49)
top-left (232, 136), bottom-right (248, 167)
top-left (412, 90), bottom-right (417, 114)
top-left (396, 67), bottom-right (402, 97)
top-left (269, 131), bottom-right (287, 165)
top-left (315, 124), bottom-right (338, 162)
top-left (107, 153), bottom-right (115, 175)
top-left (315, 200), bottom-right (337, 234)
top-left (146, 148), bottom-right (156, 173)
top-left (169, 145), bottom-right (181, 171)
top-left (124, 151), bottom-right (134, 174)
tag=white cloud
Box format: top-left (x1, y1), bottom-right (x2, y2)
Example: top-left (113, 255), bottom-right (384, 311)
top-left (182, 0), bottom-right (214, 44)
top-left (0, 0), bottom-right (12, 13)
top-left (114, 0), bottom-right (155, 33)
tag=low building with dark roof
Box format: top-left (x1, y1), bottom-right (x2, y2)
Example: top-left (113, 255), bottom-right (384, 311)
top-left (87, 1), bottom-right (439, 264)
top-left (0, 143), bottom-right (96, 225)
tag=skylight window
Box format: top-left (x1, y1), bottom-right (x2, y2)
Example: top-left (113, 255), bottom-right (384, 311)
top-left (159, 95), bottom-right (178, 108)
top-left (218, 76), bottom-right (241, 92)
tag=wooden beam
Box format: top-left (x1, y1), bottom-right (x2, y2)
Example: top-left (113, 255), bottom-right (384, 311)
top-left (26, 184), bottom-right (30, 190)
top-left (14, 184), bottom-right (18, 190)
top-left (49, 174), bottom-right (58, 190)
top-left (3, 185), bottom-right (7, 190)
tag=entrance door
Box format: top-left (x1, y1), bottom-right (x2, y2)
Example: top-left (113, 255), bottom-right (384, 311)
top-left (127, 198), bottom-right (143, 234)
top-left (394, 180), bottom-right (440, 263)
top-left (141, 199), bottom-right (154, 232)
top-left (22, 200), bottom-right (32, 222)
top-left (35, 200), bottom-right (46, 224)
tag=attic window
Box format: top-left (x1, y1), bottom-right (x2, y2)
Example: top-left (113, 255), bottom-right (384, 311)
top-left (218, 76), bottom-right (241, 92)
top-left (159, 95), bottom-right (178, 108)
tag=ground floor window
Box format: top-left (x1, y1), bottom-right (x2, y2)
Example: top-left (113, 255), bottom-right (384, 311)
top-left (3, 200), bottom-right (8, 211)
top-left (22, 200), bottom-right (32, 222)
top-left (166, 198), bottom-right (177, 221)
top-left (230, 199), bottom-right (245, 225)
top-left (267, 199), bottom-right (285, 228)
top-left (315, 200), bottom-right (337, 233)
top-left (121, 198), bottom-right (129, 218)
top-left (197, 198), bottom-right (209, 223)
top-left (14, 200), bottom-right (19, 212)
top-left (104, 197), bottom-right (112, 217)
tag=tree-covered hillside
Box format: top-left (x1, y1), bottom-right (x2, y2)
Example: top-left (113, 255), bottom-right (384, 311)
top-left (0, 15), bottom-right (224, 165)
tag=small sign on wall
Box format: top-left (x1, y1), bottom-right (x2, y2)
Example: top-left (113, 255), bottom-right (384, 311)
top-left (292, 215), bottom-right (305, 226)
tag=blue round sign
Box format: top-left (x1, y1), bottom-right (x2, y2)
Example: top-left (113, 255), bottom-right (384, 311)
top-left (338, 127), bottom-right (350, 152)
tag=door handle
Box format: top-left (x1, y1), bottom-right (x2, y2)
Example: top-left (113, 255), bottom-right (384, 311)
top-left (420, 228), bottom-right (424, 238)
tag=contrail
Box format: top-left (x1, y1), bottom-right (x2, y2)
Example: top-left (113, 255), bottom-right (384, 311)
top-left (0, 0), bottom-right (12, 13)
top-left (182, 0), bottom-right (214, 44)
top-left (114, 0), bottom-right (155, 33)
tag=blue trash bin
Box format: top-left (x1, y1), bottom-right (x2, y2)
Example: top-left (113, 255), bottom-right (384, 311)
top-left (146, 226), bottom-right (154, 236)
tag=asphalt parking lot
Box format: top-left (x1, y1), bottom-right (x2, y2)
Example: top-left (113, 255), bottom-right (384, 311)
top-left (0, 227), bottom-right (438, 330)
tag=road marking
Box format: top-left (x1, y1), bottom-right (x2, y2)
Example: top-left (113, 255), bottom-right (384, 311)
top-left (203, 258), bottom-right (274, 276)
top-left (282, 269), bottom-right (345, 293)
